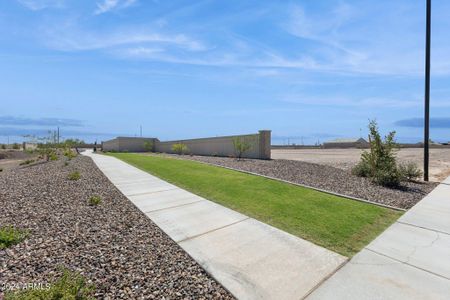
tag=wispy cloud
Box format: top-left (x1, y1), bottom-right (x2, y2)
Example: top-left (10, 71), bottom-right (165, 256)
top-left (0, 116), bottom-right (84, 127)
top-left (395, 117), bottom-right (450, 128)
top-left (16, 0), bottom-right (65, 10)
top-left (94, 0), bottom-right (137, 15)
top-left (0, 127), bottom-right (114, 138)
top-left (281, 2), bottom-right (450, 76)
top-left (280, 93), bottom-right (425, 109)
top-left (43, 24), bottom-right (207, 52)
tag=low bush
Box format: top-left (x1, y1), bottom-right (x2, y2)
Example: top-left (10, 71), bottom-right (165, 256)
top-left (12, 143), bottom-right (20, 150)
top-left (172, 143), bottom-right (189, 155)
top-left (0, 168), bottom-right (3, 172)
top-left (351, 160), bottom-right (371, 177)
top-left (88, 195), bottom-right (102, 206)
top-left (373, 168), bottom-right (401, 187)
top-left (64, 161), bottom-right (69, 167)
top-left (68, 171), bottom-right (81, 181)
top-left (399, 162), bottom-right (423, 181)
top-left (63, 149), bottom-right (77, 159)
top-left (5, 269), bottom-right (95, 300)
top-left (0, 226), bottom-right (28, 249)
top-left (143, 141), bottom-right (153, 152)
top-left (37, 145), bottom-right (57, 162)
top-left (1, 144), bottom-right (6, 149)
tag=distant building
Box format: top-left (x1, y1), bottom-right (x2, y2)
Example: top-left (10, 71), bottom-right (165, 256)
top-left (323, 138), bottom-right (369, 149)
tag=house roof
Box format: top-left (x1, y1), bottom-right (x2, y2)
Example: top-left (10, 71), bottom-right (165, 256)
top-left (325, 138), bottom-right (368, 144)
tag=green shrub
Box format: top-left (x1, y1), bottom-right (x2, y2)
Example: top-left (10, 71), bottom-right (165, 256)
top-left (172, 143), bottom-right (189, 155)
top-left (143, 141), bottom-right (153, 152)
top-left (1, 144), bottom-right (6, 149)
top-left (68, 171), bottom-right (81, 181)
top-left (37, 145), bottom-right (57, 162)
top-left (5, 269), bottom-right (95, 300)
top-left (12, 143), bottom-right (20, 150)
top-left (88, 196), bottom-right (102, 206)
top-left (373, 168), bottom-right (401, 187)
top-left (352, 120), bottom-right (401, 187)
top-left (24, 149), bottom-right (35, 155)
top-left (232, 137), bottom-right (252, 160)
top-left (351, 160), bottom-right (371, 177)
top-left (0, 226), bottom-right (28, 249)
top-left (63, 149), bottom-right (77, 159)
top-left (399, 162), bottom-right (423, 181)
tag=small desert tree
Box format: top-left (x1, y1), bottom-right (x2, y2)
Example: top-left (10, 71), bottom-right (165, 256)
top-left (352, 120), bottom-right (401, 187)
top-left (233, 137), bottom-right (252, 160)
top-left (172, 143), bottom-right (188, 155)
top-left (143, 141), bottom-right (153, 152)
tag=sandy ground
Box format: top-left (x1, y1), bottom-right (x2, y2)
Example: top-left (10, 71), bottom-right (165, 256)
top-left (272, 148), bottom-right (450, 183)
top-left (0, 150), bottom-right (37, 171)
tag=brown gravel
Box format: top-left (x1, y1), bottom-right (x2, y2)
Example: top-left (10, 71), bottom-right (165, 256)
top-left (0, 155), bottom-right (234, 299)
top-left (164, 154), bottom-right (438, 210)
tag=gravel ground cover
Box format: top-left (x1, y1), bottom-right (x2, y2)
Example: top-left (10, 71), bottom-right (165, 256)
top-left (159, 154), bottom-right (437, 209)
top-left (0, 155), bottom-right (233, 299)
top-left (272, 148), bottom-right (450, 182)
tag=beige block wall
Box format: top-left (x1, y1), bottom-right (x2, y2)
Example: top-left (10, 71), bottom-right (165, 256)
top-left (102, 131), bottom-right (271, 159)
top-left (102, 138), bottom-right (120, 151)
top-left (102, 137), bottom-right (156, 152)
top-left (155, 130), bottom-right (271, 159)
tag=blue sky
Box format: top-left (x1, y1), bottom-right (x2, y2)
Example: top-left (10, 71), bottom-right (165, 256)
top-left (1, 0), bottom-right (449, 144)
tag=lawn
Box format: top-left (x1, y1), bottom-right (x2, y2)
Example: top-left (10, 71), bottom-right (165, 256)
top-left (108, 153), bottom-right (402, 257)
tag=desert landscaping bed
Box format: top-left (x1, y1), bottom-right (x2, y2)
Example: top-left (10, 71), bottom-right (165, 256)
top-left (161, 154), bottom-right (437, 209)
top-left (0, 155), bottom-right (233, 299)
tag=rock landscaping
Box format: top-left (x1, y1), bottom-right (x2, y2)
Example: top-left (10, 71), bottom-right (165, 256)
top-left (0, 155), bottom-right (233, 299)
top-left (164, 155), bottom-right (437, 209)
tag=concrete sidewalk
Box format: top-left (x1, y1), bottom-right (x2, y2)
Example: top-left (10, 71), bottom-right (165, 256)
top-left (83, 151), bottom-right (346, 299)
top-left (308, 177), bottom-right (450, 300)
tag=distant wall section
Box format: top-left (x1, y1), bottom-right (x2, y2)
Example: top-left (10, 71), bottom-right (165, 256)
top-left (155, 130), bottom-right (271, 159)
top-left (101, 130), bottom-right (271, 159)
top-left (102, 137), bottom-right (157, 152)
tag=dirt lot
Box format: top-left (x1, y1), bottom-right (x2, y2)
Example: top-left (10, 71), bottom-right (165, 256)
top-left (272, 148), bottom-right (450, 182)
top-left (0, 150), bottom-right (37, 171)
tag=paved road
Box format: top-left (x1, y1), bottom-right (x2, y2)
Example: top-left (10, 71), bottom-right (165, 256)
top-left (308, 176), bottom-right (450, 300)
top-left (83, 151), bottom-right (346, 300)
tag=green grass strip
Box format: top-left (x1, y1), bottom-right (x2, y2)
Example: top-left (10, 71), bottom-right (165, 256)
top-left (108, 153), bottom-right (401, 257)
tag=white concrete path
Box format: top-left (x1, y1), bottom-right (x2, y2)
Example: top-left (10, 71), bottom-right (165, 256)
top-left (308, 177), bottom-right (450, 300)
top-left (83, 151), bottom-right (346, 300)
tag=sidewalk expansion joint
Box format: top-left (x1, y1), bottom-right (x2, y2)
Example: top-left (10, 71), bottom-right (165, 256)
top-left (301, 257), bottom-right (350, 300)
top-left (144, 199), bottom-right (205, 213)
top-left (397, 221), bottom-right (450, 236)
top-left (177, 217), bottom-right (250, 244)
top-left (364, 248), bottom-right (450, 281)
top-left (126, 187), bottom-right (178, 197)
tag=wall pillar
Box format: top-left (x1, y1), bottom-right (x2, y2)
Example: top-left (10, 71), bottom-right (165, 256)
top-left (258, 130), bottom-right (271, 159)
